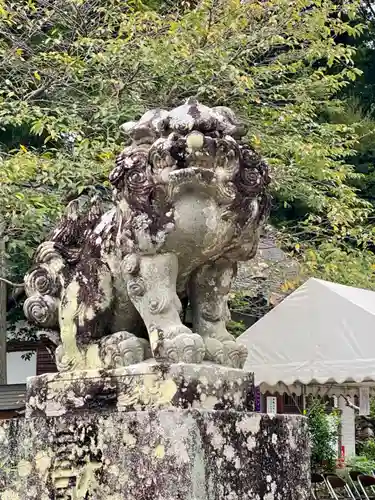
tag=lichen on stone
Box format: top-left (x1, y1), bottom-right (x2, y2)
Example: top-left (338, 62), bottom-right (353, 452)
top-left (0, 410), bottom-right (310, 499)
top-left (23, 98), bottom-right (270, 373)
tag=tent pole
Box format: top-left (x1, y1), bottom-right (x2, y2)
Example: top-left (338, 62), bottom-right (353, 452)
top-left (302, 385), bottom-right (306, 415)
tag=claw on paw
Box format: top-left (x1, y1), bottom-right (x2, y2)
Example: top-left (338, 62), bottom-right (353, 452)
top-left (204, 337), bottom-right (225, 365)
top-left (172, 333), bottom-right (205, 363)
top-left (99, 331), bottom-right (149, 368)
top-left (150, 327), bottom-right (205, 364)
top-left (203, 334), bottom-right (248, 369)
top-left (222, 340), bottom-right (248, 368)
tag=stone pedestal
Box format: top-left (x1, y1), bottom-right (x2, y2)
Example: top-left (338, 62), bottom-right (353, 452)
top-left (0, 363), bottom-right (311, 499)
top-left (26, 361), bottom-right (255, 417)
top-left (0, 410), bottom-right (309, 499)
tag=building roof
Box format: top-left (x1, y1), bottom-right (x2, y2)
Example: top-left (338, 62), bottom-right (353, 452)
top-left (0, 384), bottom-right (25, 410)
top-left (238, 278), bottom-right (375, 386)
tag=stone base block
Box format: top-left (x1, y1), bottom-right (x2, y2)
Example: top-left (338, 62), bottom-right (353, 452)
top-left (26, 361), bottom-right (254, 417)
top-left (0, 410), bottom-right (310, 499)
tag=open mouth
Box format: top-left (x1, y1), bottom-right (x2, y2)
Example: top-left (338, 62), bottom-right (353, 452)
top-left (168, 166), bottom-right (215, 184)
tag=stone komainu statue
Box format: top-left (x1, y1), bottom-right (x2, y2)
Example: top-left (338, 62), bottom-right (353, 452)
top-left (23, 98), bottom-right (270, 372)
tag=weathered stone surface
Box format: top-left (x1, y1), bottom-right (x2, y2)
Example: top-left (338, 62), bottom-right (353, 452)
top-left (0, 410), bottom-right (310, 499)
top-left (23, 98), bottom-right (270, 372)
top-left (26, 362), bottom-right (255, 418)
top-left (5, 98), bottom-right (311, 500)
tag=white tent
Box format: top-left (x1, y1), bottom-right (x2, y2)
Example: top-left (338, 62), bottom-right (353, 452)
top-left (238, 277), bottom-right (375, 387)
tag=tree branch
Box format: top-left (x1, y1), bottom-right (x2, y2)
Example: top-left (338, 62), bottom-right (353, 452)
top-left (341, 394), bottom-right (360, 411)
top-left (24, 84), bottom-right (50, 102)
top-left (0, 277), bottom-right (24, 288)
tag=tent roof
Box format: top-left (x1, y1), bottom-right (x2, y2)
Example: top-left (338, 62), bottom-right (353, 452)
top-left (237, 278), bottom-right (375, 386)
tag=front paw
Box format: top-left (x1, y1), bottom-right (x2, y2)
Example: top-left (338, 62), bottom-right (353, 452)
top-left (150, 327), bottom-right (205, 364)
top-left (172, 333), bottom-right (205, 363)
top-left (55, 344), bottom-right (86, 372)
top-left (99, 331), bottom-right (148, 368)
top-left (204, 337), bottom-right (225, 365)
top-left (222, 341), bottom-right (248, 369)
top-left (204, 336), bottom-right (248, 368)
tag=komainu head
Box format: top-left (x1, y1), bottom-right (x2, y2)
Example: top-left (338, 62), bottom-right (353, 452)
top-left (110, 97), bottom-right (271, 227)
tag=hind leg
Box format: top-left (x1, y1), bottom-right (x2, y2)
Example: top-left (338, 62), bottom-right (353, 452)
top-left (189, 258), bottom-right (248, 368)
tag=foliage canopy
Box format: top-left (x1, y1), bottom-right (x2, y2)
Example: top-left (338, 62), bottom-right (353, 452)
top-left (0, 0), bottom-right (374, 290)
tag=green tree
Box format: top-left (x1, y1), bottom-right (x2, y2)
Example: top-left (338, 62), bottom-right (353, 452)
top-left (342, 1), bottom-right (375, 114)
top-left (308, 399), bottom-right (340, 473)
top-left (0, 0), bottom-right (372, 293)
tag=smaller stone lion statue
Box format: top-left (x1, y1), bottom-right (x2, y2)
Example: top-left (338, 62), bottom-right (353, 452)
top-left (23, 98), bottom-right (270, 372)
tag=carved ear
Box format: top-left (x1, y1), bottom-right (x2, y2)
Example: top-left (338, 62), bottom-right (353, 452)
top-left (212, 106), bottom-right (247, 139)
top-left (185, 96), bottom-right (199, 105)
top-left (120, 121), bottom-right (137, 135)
